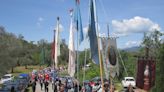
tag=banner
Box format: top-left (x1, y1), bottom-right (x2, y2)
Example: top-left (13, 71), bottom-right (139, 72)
top-left (136, 58), bottom-right (156, 89)
top-left (88, 0), bottom-right (99, 64)
top-left (107, 38), bottom-right (119, 78)
top-left (101, 37), bottom-right (110, 79)
top-left (68, 11), bottom-right (76, 77)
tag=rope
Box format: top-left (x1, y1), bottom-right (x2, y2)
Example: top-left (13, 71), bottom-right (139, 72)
top-left (117, 49), bottom-right (128, 76)
top-left (83, 48), bottom-right (87, 87)
top-left (98, 0), bottom-right (109, 23)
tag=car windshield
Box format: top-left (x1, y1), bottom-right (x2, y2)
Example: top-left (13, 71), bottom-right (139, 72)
top-left (2, 76), bottom-right (10, 79)
top-left (126, 79), bottom-right (134, 81)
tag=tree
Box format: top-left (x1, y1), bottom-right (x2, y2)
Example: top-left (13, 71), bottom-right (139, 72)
top-left (152, 44), bottom-right (164, 92)
top-left (141, 30), bottom-right (164, 91)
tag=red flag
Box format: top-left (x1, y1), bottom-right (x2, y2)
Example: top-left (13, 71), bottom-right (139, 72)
top-left (136, 58), bottom-right (146, 89)
top-left (149, 59), bottom-right (156, 87)
top-left (51, 42), bottom-right (55, 59)
top-left (136, 58), bottom-right (156, 89)
top-left (51, 30), bottom-right (55, 60)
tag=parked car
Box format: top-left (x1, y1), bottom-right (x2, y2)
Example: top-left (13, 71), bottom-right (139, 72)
top-left (122, 77), bottom-right (136, 88)
top-left (0, 74), bottom-right (14, 84)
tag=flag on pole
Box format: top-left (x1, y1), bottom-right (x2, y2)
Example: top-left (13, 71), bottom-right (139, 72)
top-left (51, 30), bottom-right (56, 69)
top-left (101, 37), bottom-right (110, 80)
top-left (74, 0), bottom-right (84, 44)
top-left (88, 0), bottom-right (99, 64)
top-left (54, 17), bottom-right (61, 68)
top-left (136, 58), bottom-right (156, 89)
top-left (68, 10), bottom-right (76, 77)
top-left (101, 37), bottom-right (119, 78)
top-left (107, 38), bottom-right (119, 78)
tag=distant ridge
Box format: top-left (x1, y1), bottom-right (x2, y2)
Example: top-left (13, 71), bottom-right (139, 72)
top-left (123, 46), bottom-right (140, 52)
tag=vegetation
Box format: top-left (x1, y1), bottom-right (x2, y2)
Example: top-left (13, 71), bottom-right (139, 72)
top-left (0, 26), bottom-right (68, 76)
top-left (1, 25), bottom-right (164, 91)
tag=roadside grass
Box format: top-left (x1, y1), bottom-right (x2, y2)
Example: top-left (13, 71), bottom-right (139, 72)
top-left (12, 65), bottom-right (46, 76)
top-left (115, 82), bottom-right (123, 92)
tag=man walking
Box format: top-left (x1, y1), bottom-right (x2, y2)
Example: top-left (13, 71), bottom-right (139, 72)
top-left (44, 80), bottom-right (49, 92)
top-left (32, 80), bottom-right (36, 92)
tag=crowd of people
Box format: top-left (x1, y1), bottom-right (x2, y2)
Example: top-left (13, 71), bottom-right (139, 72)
top-left (29, 67), bottom-right (134, 92)
top-left (30, 67), bottom-right (83, 92)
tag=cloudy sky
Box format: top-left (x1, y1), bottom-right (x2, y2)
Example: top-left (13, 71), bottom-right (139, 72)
top-left (0, 0), bottom-right (164, 49)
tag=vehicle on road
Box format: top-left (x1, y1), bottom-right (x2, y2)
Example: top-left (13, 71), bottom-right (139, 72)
top-left (122, 77), bottom-right (136, 88)
top-left (0, 74), bottom-right (14, 84)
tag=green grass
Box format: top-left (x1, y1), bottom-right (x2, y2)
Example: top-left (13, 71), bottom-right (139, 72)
top-left (12, 65), bottom-right (46, 76)
top-left (114, 82), bottom-right (123, 91)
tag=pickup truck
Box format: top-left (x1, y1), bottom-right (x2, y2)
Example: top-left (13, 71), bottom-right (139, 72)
top-left (121, 77), bottom-right (136, 88)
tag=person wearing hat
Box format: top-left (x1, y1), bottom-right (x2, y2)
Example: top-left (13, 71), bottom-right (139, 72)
top-left (104, 81), bottom-right (110, 92)
top-left (92, 82), bottom-right (101, 92)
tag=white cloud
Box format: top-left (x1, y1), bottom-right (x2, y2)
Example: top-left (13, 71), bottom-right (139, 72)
top-left (112, 16), bottom-right (161, 36)
top-left (37, 17), bottom-right (44, 28)
top-left (124, 40), bottom-right (141, 48)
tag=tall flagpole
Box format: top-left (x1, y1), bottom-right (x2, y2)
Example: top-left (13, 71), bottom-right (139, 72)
top-left (93, 0), bottom-right (104, 91)
top-left (55, 17), bottom-right (60, 69)
top-left (75, 1), bottom-right (79, 89)
top-left (53, 29), bottom-right (55, 70)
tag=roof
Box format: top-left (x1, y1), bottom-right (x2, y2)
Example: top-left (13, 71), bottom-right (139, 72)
top-left (19, 73), bottom-right (29, 77)
top-left (124, 77), bottom-right (135, 79)
top-left (4, 74), bottom-right (13, 76)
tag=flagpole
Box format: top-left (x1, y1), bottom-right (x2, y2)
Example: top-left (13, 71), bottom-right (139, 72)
top-left (107, 23), bottom-right (113, 90)
top-left (93, 0), bottom-right (104, 91)
top-left (53, 29), bottom-right (55, 70)
top-left (83, 48), bottom-right (87, 87)
top-left (76, 26), bottom-right (80, 92)
top-left (55, 17), bottom-right (60, 69)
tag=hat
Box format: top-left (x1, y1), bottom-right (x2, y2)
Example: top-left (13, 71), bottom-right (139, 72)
top-left (92, 85), bottom-right (101, 91)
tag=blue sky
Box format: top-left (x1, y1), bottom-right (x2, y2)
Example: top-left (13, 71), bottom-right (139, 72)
top-left (0, 0), bottom-right (164, 49)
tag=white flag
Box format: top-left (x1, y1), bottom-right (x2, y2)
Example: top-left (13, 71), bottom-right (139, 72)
top-left (54, 17), bottom-right (61, 69)
top-left (68, 11), bottom-right (76, 77)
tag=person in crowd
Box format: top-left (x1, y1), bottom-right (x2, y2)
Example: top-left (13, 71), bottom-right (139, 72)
top-left (10, 86), bottom-right (15, 92)
top-left (34, 75), bottom-right (38, 82)
top-left (45, 73), bottom-right (49, 81)
top-left (125, 84), bottom-right (134, 92)
top-left (104, 82), bottom-right (110, 92)
top-left (109, 84), bottom-right (115, 92)
top-left (74, 81), bottom-right (82, 92)
top-left (53, 80), bottom-right (58, 92)
top-left (59, 84), bottom-right (65, 92)
top-left (32, 80), bottom-right (36, 92)
top-left (92, 82), bottom-right (101, 92)
top-left (84, 82), bottom-right (92, 92)
top-left (58, 79), bottom-right (62, 87)
top-left (44, 80), bottom-right (49, 92)
top-left (39, 76), bottom-right (44, 90)
top-left (64, 80), bottom-right (68, 92)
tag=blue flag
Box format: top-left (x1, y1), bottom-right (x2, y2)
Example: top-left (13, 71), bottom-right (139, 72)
top-left (74, 0), bottom-right (84, 44)
top-left (88, 0), bottom-right (99, 64)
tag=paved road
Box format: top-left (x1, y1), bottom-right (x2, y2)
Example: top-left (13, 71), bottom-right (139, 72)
top-left (35, 82), bottom-right (54, 92)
